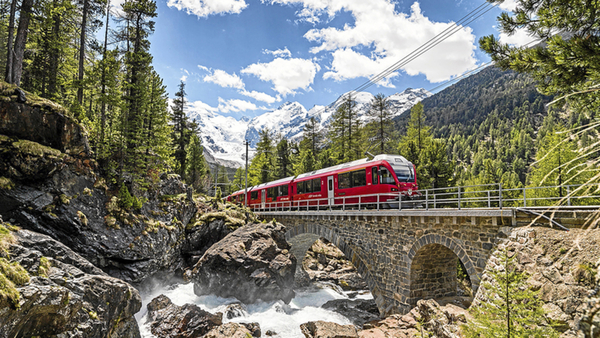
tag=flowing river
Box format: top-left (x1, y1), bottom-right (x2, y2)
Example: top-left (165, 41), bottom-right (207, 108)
top-left (136, 282), bottom-right (373, 338)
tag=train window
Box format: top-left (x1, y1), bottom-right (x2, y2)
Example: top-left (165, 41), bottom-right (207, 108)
top-left (298, 181), bottom-right (306, 194)
top-left (267, 187), bottom-right (277, 198)
top-left (371, 167), bottom-right (378, 185)
top-left (352, 169), bottom-right (366, 187)
top-left (380, 167), bottom-right (395, 184)
top-left (312, 178), bottom-right (321, 192)
top-left (251, 191), bottom-right (258, 200)
top-left (279, 185), bottom-right (288, 196)
top-left (338, 172), bottom-right (351, 189)
top-left (328, 179), bottom-right (332, 191)
top-left (393, 165), bottom-right (414, 183)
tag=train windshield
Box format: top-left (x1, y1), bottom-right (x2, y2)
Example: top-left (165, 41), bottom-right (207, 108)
top-left (392, 165), bottom-right (414, 183)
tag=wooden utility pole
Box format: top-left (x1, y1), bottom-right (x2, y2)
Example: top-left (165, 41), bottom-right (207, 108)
top-left (244, 140), bottom-right (249, 207)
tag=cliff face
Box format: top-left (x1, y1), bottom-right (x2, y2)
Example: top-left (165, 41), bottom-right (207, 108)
top-left (0, 222), bottom-right (142, 338)
top-left (0, 84), bottom-right (203, 283)
top-left (474, 227), bottom-right (600, 337)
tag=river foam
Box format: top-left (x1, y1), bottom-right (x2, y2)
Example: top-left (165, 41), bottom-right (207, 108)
top-left (136, 282), bottom-right (372, 338)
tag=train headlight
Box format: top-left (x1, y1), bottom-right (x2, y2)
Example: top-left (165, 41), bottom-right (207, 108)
top-left (391, 188), bottom-right (398, 192)
top-left (408, 189), bottom-right (412, 194)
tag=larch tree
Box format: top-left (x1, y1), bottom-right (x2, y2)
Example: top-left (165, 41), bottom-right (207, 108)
top-left (171, 80), bottom-right (189, 177)
top-left (367, 93), bottom-right (394, 154)
top-left (185, 133), bottom-right (207, 193)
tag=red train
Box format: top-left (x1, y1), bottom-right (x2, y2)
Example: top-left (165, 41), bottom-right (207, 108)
top-left (226, 154), bottom-right (418, 210)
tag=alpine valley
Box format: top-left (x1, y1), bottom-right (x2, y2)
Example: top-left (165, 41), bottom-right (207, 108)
top-left (189, 88), bottom-right (431, 168)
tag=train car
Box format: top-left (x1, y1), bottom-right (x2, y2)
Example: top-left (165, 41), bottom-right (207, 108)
top-left (289, 154), bottom-right (417, 210)
top-left (226, 189), bottom-right (247, 205)
top-left (247, 176), bottom-right (295, 210)
top-left (227, 154), bottom-right (417, 210)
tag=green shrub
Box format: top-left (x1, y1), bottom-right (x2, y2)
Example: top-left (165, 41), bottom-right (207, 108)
top-left (118, 183), bottom-right (134, 210)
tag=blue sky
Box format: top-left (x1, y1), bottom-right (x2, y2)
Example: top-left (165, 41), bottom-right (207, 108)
top-left (139, 0), bottom-right (526, 119)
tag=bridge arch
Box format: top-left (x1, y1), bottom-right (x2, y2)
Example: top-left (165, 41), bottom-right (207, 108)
top-left (407, 234), bottom-right (480, 306)
top-left (284, 223), bottom-right (383, 311)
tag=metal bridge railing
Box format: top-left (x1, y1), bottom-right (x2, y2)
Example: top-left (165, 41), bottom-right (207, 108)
top-left (250, 183), bottom-right (600, 212)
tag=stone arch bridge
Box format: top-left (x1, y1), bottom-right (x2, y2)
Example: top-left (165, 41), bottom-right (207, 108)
top-left (259, 209), bottom-right (516, 316)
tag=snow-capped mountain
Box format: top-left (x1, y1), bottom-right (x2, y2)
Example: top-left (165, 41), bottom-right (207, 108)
top-left (187, 88), bottom-right (431, 168)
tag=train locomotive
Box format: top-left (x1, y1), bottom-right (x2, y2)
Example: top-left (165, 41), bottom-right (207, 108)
top-left (226, 154), bottom-right (418, 210)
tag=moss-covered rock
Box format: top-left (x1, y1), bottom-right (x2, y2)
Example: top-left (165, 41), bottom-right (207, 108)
top-left (0, 81), bottom-right (91, 157)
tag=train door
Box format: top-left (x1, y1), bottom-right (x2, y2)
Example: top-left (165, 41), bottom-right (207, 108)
top-left (327, 176), bottom-right (334, 206)
top-left (261, 189), bottom-right (266, 209)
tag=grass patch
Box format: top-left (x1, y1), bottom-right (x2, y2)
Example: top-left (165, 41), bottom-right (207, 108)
top-left (0, 223), bottom-right (18, 255)
top-left (0, 177), bottom-right (14, 190)
top-left (13, 139), bottom-right (62, 158)
top-left (0, 257), bottom-right (30, 308)
top-left (38, 257), bottom-right (51, 277)
top-left (574, 262), bottom-right (597, 285)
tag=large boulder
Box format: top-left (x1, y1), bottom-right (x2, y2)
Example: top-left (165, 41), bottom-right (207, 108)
top-left (300, 321), bottom-right (358, 338)
top-left (0, 229), bottom-right (142, 338)
top-left (0, 83), bottom-right (91, 157)
top-left (303, 238), bottom-right (367, 291)
top-left (191, 220), bottom-right (297, 304)
top-left (146, 295), bottom-right (223, 338)
top-left (321, 299), bottom-right (380, 327)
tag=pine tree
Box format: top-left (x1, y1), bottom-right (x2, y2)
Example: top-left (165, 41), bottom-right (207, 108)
top-left (171, 80), bottom-right (189, 177)
top-left (463, 248), bottom-right (559, 338)
top-left (299, 117), bottom-right (323, 158)
top-left (328, 93), bottom-right (362, 164)
top-left (479, 0), bottom-right (600, 114)
top-left (422, 139), bottom-right (455, 189)
top-left (274, 138), bottom-right (293, 179)
top-left (185, 133), bottom-right (207, 192)
top-left (120, 0), bottom-right (157, 182)
top-left (249, 128), bottom-right (275, 185)
top-left (295, 148), bottom-right (316, 176)
top-left (367, 93), bottom-right (394, 154)
top-left (399, 102), bottom-right (432, 187)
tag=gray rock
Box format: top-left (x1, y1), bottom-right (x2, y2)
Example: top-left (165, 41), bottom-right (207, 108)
top-left (0, 230), bottom-right (142, 338)
top-left (321, 299), bottom-right (380, 327)
top-left (146, 294), bottom-right (222, 338)
top-left (300, 321), bottom-right (358, 338)
top-left (192, 221), bottom-right (296, 304)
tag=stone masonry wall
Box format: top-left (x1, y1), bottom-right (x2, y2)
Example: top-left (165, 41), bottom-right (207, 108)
top-left (409, 243), bottom-right (458, 304)
top-left (277, 212), bottom-right (512, 315)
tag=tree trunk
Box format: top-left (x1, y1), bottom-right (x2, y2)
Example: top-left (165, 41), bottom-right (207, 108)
top-left (77, 0), bottom-right (89, 104)
top-left (100, 0), bottom-right (110, 152)
top-left (11, 0), bottom-right (34, 86)
top-left (48, 2), bottom-right (61, 98)
top-left (4, 0), bottom-right (17, 83)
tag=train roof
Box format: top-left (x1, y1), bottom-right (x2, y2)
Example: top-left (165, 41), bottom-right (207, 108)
top-left (295, 154), bottom-right (411, 180)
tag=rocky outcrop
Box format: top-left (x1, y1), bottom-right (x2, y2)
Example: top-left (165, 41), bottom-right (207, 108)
top-left (203, 322), bottom-right (255, 338)
top-left (357, 299), bottom-right (468, 338)
top-left (303, 238), bottom-right (367, 291)
top-left (146, 294), bottom-right (223, 338)
top-left (0, 82), bottom-right (91, 157)
top-left (0, 149), bottom-right (198, 283)
top-left (191, 220), bottom-right (297, 304)
top-left (321, 299), bottom-right (380, 327)
top-left (473, 227), bottom-right (600, 337)
top-left (0, 229), bottom-right (141, 338)
top-left (300, 321), bottom-right (358, 338)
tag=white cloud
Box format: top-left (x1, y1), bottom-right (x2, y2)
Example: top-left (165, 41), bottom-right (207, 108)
top-left (204, 69), bottom-right (245, 89)
top-left (242, 58), bottom-right (320, 95)
top-left (500, 27), bottom-right (534, 47)
top-left (268, 0), bottom-right (478, 83)
top-left (188, 100), bottom-right (218, 114)
top-left (263, 47), bottom-right (292, 58)
top-left (167, 0), bottom-right (247, 18)
top-left (498, 0), bottom-right (518, 12)
top-left (198, 65), bottom-right (209, 72)
top-left (180, 75), bottom-right (188, 82)
top-left (218, 98), bottom-right (259, 113)
top-left (240, 90), bottom-right (281, 104)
